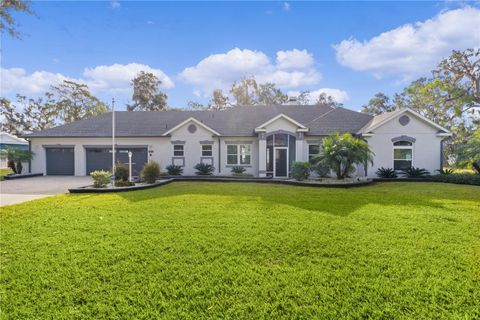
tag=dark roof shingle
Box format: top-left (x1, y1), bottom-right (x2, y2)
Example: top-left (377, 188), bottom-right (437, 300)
top-left (24, 105), bottom-right (373, 137)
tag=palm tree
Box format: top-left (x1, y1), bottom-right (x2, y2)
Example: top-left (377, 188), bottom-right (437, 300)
top-left (0, 148), bottom-right (35, 174)
top-left (314, 133), bottom-right (374, 179)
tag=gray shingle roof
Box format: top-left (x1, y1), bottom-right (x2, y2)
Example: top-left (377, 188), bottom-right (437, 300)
top-left (24, 105), bottom-right (373, 138)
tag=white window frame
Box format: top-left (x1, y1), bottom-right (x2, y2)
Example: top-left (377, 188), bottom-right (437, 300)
top-left (201, 144), bottom-right (213, 157)
top-left (226, 144), bottom-right (251, 165)
top-left (173, 144), bottom-right (184, 157)
top-left (393, 141), bottom-right (413, 170)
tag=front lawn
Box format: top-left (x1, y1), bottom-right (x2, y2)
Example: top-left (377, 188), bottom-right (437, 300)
top-left (1, 182), bottom-right (479, 319)
top-left (0, 168), bottom-right (13, 181)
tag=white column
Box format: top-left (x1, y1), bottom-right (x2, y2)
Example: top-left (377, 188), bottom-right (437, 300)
top-left (258, 134), bottom-right (267, 177)
top-left (295, 132), bottom-right (305, 162)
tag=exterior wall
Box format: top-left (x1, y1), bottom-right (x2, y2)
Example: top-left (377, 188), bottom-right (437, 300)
top-left (219, 137), bottom-right (258, 176)
top-left (168, 121), bottom-right (219, 175)
top-left (29, 137), bottom-right (169, 176)
top-left (264, 117), bottom-right (299, 133)
top-left (365, 113), bottom-right (444, 177)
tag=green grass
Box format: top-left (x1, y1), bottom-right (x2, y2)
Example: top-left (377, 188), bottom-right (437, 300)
top-left (0, 168), bottom-right (13, 181)
top-left (1, 182), bottom-right (479, 319)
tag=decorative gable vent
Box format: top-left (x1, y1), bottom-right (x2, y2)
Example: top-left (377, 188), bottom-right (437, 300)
top-left (188, 124), bottom-right (197, 133)
top-left (399, 115), bottom-right (410, 126)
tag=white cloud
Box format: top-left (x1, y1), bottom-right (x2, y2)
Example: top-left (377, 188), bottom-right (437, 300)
top-left (110, 0), bottom-right (120, 9)
top-left (288, 88), bottom-right (350, 104)
top-left (283, 2), bottom-right (290, 11)
top-left (276, 49), bottom-right (314, 69)
top-left (179, 48), bottom-right (321, 95)
top-left (0, 63), bottom-right (174, 96)
top-left (0, 68), bottom-right (69, 95)
top-left (334, 7), bottom-right (480, 80)
top-left (83, 63), bottom-right (174, 93)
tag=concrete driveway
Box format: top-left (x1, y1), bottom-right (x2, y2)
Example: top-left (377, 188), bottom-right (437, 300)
top-left (0, 176), bottom-right (91, 206)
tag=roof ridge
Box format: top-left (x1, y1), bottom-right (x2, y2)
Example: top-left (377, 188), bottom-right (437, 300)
top-left (305, 106), bottom-right (336, 125)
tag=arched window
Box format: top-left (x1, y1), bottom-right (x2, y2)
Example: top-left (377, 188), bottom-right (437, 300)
top-left (393, 141), bottom-right (413, 170)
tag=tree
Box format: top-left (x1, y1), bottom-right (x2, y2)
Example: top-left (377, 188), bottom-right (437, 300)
top-left (187, 101), bottom-right (206, 110)
top-left (0, 97), bottom-right (25, 136)
top-left (1, 82), bottom-right (105, 136)
top-left (0, 0), bottom-right (32, 38)
top-left (230, 77), bottom-right (259, 106)
top-left (435, 48), bottom-right (479, 106)
top-left (0, 148), bottom-right (34, 174)
top-left (456, 130), bottom-right (480, 174)
top-left (296, 91), bottom-right (311, 105)
top-left (230, 77), bottom-right (288, 106)
top-left (361, 92), bottom-right (396, 115)
top-left (127, 71), bottom-right (168, 111)
top-left (257, 82), bottom-right (288, 105)
top-left (0, 94), bottom-right (59, 135)
top-left (315, 133), bottom-right (374, 179)
top-left (209, 89), bottom-right (230, 110)
top-left (315, 92), bottom-right (343, 108)
top-left (50, 80), bottom-right (107, 123)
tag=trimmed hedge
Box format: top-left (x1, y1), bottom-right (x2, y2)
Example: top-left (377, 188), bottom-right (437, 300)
top-left (431, 173), bottom-right (480, 186)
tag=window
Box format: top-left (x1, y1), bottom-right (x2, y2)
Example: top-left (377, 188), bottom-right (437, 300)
top-left (239, 144), bottom-right (251, 165)
top-left (308, 144), bottom-right (320, 163)
top-left (173, 144), bottom-right (184, 156)
top-left (393, 141), bottom-right (413, 170)
top-left (202, 145), bottom-right (213, 156)
top-left (227, 144), bottom-right (251, 165)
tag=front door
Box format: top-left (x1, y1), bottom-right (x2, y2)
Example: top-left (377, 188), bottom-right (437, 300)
top-left (274, 148), bottom-right (288, 178)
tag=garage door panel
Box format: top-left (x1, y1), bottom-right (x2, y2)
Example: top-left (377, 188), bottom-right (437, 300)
top-left (86, 148), bottom-right (147, 176)
top-left (46, 148), bottom-right (74, 175)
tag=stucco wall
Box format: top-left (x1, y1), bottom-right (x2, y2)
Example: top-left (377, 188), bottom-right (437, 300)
top-left (29, 137), bottom-right (169, 176)
top-left (218, 137), bottom-right (258, 176)
top-left (365, 113), bottom-right (444, 177)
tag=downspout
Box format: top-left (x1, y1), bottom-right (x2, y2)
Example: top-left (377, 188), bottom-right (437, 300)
top-left (217, 136), bottom-right (221, 174)
top-left (440, 139), bottom-right (444, 169)
top-left (28, 139), bottom-right (32, 173)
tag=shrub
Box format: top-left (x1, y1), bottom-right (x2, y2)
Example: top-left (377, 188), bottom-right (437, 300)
top-left (376, 167), bottom-right (397, 178)
top-left (166, 164), bottom-right (183, 175)
top-left (291, 161), bottom-right (311, 181)
top-left (141, 161), bottom-right (161, 183)
top-left (231, 166), bottom-right (246, 176)
top-left (194, 163), bottom-right (215, 175)
top-left (90, 170), bottom-right (110, 188)
top-left (437, 168), bottom-right (454, 175)
top-left (115, 179), bottom-right (135, 187)
top-left (431, 173), bottom-right (480, 186)
top-left (316, 133), bottom-right (373, 179)
top-left (313, 159), bottom-right (330, 178)
top-left (401, 167), bottom-right (430, 178)
top-left (114, 162), bottom-right (129, 181)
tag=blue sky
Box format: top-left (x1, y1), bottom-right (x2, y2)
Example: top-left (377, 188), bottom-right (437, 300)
top-left (1, 1), bottom-right (479, 111)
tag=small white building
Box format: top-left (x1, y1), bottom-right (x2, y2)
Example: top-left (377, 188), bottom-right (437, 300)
top-left (24, 105), bottom-right (451, 178)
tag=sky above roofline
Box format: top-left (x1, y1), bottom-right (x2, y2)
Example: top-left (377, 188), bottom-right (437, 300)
top-left (1, 1), bottom-right (479, 111)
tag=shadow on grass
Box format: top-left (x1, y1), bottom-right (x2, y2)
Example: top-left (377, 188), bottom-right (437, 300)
top-left (89, 181), bottom-right (471, 217)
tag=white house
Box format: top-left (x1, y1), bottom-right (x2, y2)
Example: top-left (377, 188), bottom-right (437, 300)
top-left (23, 105), bottom-right (451, 178)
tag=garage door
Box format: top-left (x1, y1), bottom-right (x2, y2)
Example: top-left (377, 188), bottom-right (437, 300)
top-left (86, 147), bottom-right (148, 176)
top-left (46, 148), bottom-right (75, 175)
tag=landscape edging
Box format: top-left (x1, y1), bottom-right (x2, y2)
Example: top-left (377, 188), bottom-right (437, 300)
top-left (69, 177), bottom-right (374, 193)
